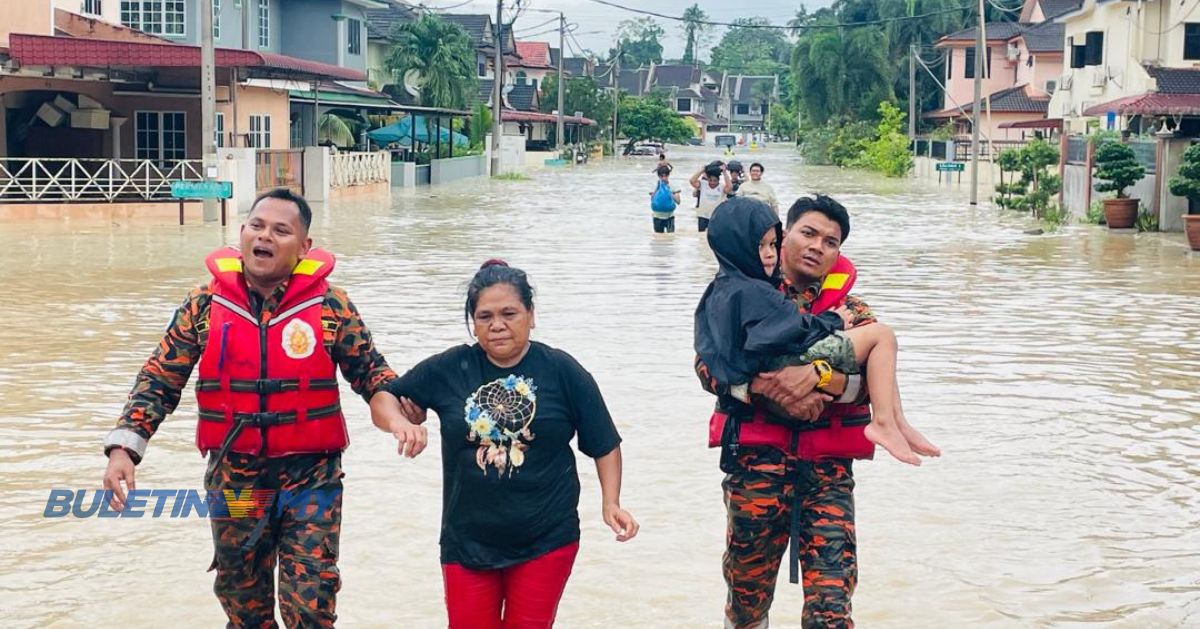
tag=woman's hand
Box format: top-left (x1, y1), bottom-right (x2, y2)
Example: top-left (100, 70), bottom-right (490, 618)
top-left (397, 396), bottom-right (427, 425)
top-left (603, 502), bottom-right (639, 542)
top-left (390, 417), bottom-right (428, 458)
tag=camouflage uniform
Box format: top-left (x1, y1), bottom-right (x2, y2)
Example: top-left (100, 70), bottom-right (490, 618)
top-left (698, 280), bottom-right (874, 629)
top-left (105, 281), bottom-right (395, 628)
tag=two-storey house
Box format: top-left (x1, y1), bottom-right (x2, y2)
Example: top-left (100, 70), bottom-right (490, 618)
top-left (928, 0), bottom-right (1076, 140)
top-left (0, 1), bottom-right (358, 161)
top-left (642, 64), bottom-right (723, 138)
top-left (720, 75), bottom-right (778, 132)
top-left (1051, 0), bottom-right (1200, 137)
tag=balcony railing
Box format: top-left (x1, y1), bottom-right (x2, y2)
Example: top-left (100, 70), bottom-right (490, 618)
top-left (0, 158), bottom-right (204, 203)
top-left (330, 151), bottom-right (389, 188)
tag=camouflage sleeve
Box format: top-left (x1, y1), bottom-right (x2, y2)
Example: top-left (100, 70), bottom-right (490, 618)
top-left (104, 285), bottom-right (208, 462)
top-left (326, 287), bottom-right (397, 403)
top-left (694, 354), bottom-right (724, 396)
top-left (843, 293), bottom-right (876, 327)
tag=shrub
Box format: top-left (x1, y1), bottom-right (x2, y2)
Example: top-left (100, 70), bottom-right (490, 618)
top-left (1093, 140), bottom-right (1146, 198)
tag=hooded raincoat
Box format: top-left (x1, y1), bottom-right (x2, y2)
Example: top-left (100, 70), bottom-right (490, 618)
top-left (694, 197), bottom-right (845, 386)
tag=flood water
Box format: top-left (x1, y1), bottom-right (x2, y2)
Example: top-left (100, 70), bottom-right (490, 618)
top-left (1, 146), bottom-right (1198, 628)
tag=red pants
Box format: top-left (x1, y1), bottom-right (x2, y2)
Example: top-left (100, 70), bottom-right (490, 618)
top-left (442, 542), bottom-right (580, 629)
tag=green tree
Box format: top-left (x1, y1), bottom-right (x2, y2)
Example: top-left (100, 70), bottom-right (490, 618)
top-left (851, 101), bottom-right (912, 177)
top-left (1094, 140), bottom-right (1146, 198)
top-left (611, 18), bottom-right (665, 67)
top-left (468, 102), bottom-right (492, 147)
top-left (1168, 142), bottom-right (1200, 200)
top-left (386, 14), bottom-right (476, 110)
top-left (539, 74), bottom-right (614, 144)
top-left (618, 94), bottom-right (693, 154)
top-left (792, 18), bottom-right (892, 124)
top-left (709, 17), bottom-right (791, 74)
top-left (767, 104), bottom-right (798, 141)
top-left (681, 4), bottom-right (710, 66)
top-left (318, 114), bottom-right (356, 147)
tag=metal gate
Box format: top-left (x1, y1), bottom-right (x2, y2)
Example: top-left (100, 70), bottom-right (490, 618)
top-left (255, 149), bottom-right (304, 195)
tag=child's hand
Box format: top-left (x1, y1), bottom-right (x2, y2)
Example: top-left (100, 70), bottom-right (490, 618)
top-left (834, 306), bottom-right (854, 328)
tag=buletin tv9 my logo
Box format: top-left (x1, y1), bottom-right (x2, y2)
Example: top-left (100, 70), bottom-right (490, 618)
top-left (43, 489), bottom-right (339, 518)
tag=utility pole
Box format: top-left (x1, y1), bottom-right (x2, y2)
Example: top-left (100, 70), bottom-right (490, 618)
top-left (201, 0), bottom-right (218, 221)
top-left (909, 44), bottom-right (917, 153)
top-left (611, 50), bottom-right (620, 157)
top-left (556, 11), bottom-right (565, 152)
top-left (490, 0), bottom-right (504, 176)
top-left (970, 0), bottom-right (984, 205)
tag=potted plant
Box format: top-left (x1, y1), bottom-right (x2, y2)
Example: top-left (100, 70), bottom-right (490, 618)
top-left (1093, 140), bottom-right (1146, 229)
top-left (1168, 142), bottom-right (1200, 251)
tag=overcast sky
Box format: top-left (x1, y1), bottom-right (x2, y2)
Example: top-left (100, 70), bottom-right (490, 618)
top-left (422, 0), bottom-right (835, 62)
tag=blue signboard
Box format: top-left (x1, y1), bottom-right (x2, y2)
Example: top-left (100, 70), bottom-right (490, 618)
top-left (171, 180), bottom-right (232, 199)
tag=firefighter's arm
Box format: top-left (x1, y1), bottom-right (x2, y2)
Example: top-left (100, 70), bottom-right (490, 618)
top-left (327, 287), bottom-right (398, 403)
top-left (103, 286), bottom-right (206, 464)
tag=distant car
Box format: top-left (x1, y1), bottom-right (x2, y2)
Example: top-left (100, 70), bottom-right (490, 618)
top-left (626, 141), bottom-right (663, 156)
top-left (714, 134), bottom-right (736, 148)
top-left (685, 138), bottom-right (703, 146)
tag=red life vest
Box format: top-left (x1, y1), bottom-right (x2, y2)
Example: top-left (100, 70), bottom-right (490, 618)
top-left (194, 246), bottom-right (348, 457)
top-left (707, 255), bottom-right (875, 461)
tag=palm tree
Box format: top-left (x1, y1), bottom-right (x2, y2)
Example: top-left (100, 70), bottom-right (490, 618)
top-left (792, 19), bottom-right (892, 124)
top-left (681, 4), bottom-right (708, 66)
top-left (386, 14), bottom-right (476, 110)
top-left (318, 114), bottom-right (356, 147)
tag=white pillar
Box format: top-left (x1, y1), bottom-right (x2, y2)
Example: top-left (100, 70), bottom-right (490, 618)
top-left (109, 116), bottom-right (127, 159)
top-left (0, 97), bottom-right (7, 158)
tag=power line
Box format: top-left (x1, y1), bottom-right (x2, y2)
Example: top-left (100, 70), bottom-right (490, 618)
top-left (515, 15), bottom-right (558, 33)
top-left (404, 0), bottom-right (475, 10)
top-left (986, 0), bottom-right (1022, 14)
top-left (579, 0), bottom-right (974, 31)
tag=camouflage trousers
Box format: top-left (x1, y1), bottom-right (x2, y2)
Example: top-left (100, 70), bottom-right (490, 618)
top-left (723, 447), bottom-right (857, 629)
top-left (206, 451), bottom-right (344, 628)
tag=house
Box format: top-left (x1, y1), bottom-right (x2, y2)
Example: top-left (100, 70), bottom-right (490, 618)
top-left (1, 4), bottom-right (361, 158)
top-left (511, 40), bottom-right (554, 91)
top-left (1051, 0), bottom-right (1200, 136)
top-left (721, 75), bottom-right (779, 132)
top-left (364, 0), bottom-right (416, 90)
top-left (58, 0), bottom-right (384, 78)
top-left (643, 64), bottom-right (724, 137)
top-left (927, 0), bottom-right (1076, 140)
top-left (0, 0), bottom-right (362, 218)
top-left (39, 0), bottom-right (396, 148)
top-left (437, 14), bottom-right (517, 80)
top-left (476, 78), bottom-right (594, 149)
top-left (563, 56), bottom-right (595, 78)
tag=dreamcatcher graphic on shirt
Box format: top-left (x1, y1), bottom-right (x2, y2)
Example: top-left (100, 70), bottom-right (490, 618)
top-left (464, 375), bottom-right (538, 476)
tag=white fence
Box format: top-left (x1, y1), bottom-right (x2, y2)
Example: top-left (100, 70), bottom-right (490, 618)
top-left (0, 159), bottom-right (204, 202)
top-left (329, 151), bottom-right (389, 188)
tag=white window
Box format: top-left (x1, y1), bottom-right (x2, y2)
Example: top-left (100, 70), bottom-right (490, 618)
top-left (136, 111), bottom-right (187, 162)
top-left (258, 0), bottom-right (270, 48)
top-left (82, 0), bottom-right (102, 16)
top-left (214, 112), bottom-right (225, 148)
top-left (249, 115), bottom-right (272, 148)
top-left (212, 0), bottom-right (220, 39)
top-left (347, 18), bottom-right (362, 55)
top-left (121, 1), bottom-right (185, 36)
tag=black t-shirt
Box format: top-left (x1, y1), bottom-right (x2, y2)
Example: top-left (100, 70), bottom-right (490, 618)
top-left (387, 341), bottom-right (621, 570)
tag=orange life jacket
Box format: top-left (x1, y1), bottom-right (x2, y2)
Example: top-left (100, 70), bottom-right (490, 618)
top-left (707, 255), bottom-right (875, 461)
top-left (194, 247), bottom-right (348, 457)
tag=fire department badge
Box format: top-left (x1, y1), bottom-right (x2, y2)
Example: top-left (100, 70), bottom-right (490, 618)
top-left (281, 319), bottom-right (316, 360)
